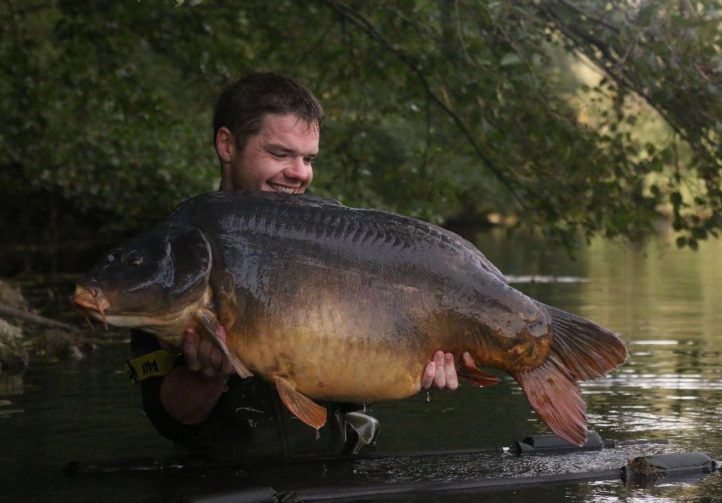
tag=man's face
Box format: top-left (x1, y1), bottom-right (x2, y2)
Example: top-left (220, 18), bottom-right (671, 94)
top-left (225, 113), bottom-right (319, 194)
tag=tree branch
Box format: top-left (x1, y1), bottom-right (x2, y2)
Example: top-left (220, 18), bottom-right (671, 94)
top-left (0, 304), bottom-right (81, 333)
top-left (321, 0), bottom-right (530, 211)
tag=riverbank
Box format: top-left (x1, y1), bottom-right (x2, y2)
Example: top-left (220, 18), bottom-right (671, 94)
top-left (0, 279), bottom-right (97, 375)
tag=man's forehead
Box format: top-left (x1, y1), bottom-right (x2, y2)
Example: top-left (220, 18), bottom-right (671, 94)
top-left (260, 113), bottom-right (320, 136)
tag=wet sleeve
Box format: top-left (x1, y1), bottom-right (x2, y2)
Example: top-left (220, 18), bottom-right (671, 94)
top-left (129, 330), bottom-right (203, 442)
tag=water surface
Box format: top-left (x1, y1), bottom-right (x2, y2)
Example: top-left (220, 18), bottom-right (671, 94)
top-left (2, 230), bottom-right (721, 501)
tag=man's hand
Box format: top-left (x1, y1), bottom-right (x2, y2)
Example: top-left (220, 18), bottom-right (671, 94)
top-left (421, 351), bottom-right (475, 390)
top-left (160, 326), bottom-right (234, 425)
top-left (182, 326), bottom-right (234, 378)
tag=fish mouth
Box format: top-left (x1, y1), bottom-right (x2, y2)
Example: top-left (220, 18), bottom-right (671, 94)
top-left (71, 285), bottom-right (110, 329)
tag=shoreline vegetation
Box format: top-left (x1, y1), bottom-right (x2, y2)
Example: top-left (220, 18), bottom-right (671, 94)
top-left (0, 280), bottom-right (98, 376)
top-left (3, 2), bottom-right (721, 266)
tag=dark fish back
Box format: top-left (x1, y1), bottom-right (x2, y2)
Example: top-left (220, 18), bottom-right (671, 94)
top-left (174, 192), bottom-right (503, 286)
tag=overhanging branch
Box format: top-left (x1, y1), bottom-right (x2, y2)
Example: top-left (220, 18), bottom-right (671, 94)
top-left (321, 0), bottom-right (530, 212)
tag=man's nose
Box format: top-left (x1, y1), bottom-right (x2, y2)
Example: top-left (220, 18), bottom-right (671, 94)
top-left (285, 157), bottom-right (311, 181)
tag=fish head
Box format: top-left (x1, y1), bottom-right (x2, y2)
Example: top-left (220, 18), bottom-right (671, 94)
top-left (72, 225), bottom-right (213, 346)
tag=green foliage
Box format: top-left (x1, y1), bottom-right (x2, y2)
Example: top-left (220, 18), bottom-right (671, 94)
top-left (1, 0), bottom-right (721, 254)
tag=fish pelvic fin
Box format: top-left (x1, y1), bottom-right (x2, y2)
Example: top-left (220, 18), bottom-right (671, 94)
top-left (457, 358), bottom-right (500, 387)
top-left (513, 357), bottom-right (588, 446)
top-left (542, 303), bottom-right (629, 381)
top-left (274, 376), bottom-right (327, 431)
top-left (194, 307), bottom-right (253, 379)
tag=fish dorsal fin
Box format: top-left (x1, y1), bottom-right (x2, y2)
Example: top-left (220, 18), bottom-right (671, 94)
top-left (513, 356), bottom-right (587, 446)
top-left (194, 307), bottom-right (253, 379)
top-left (274, 376), bottom-right (327, 430)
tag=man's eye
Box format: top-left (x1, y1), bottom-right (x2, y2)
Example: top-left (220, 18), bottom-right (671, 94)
top-left (270, 152), bottom-right (287, 158)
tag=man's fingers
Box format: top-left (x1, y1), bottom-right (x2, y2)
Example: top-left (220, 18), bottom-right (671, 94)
top-left (421, 360), bottom-right (436, 390)
top-left (432, 351), bottom-right (446, 389)
top-left (208, 345), bottom-right (223, 375)
top-left (222, 358), bottom-right (235, 376)
top-left (443, 352), bottom-right (458, 390)
top-left (197, 337), bottom-right (214, 376)
top-left (181, 324), bottom-right (234, 378)
top-left (197, 337), bottom-right (220, 376)
top-left (421, 351), bottom-right (465, 391)
top-left (183, 329), bottom-right (201, 372)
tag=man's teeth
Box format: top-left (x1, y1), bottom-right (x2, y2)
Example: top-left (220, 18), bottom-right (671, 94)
top-left (273, 185), bottom-right (298, 194)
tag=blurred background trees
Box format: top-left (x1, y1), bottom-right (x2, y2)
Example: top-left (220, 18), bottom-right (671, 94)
top-left (1, 0), bottom-right (721, 273)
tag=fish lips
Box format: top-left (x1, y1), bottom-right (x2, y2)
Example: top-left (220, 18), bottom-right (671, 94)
top-left (71, 284), bottom-right (111, 328)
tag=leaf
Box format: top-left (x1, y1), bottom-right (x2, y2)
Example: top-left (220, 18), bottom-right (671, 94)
top-left (500, 52), bottom-right (521, 66)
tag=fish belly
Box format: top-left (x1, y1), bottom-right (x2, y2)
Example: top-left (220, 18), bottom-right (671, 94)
top-left (219, 267), bottom-right (449, 403)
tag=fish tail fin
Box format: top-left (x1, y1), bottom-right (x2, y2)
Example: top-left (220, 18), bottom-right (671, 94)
top-left (513, 358), bottom-right (587, 446)
top-left (542, 303), bottom-right (628, 381)
top-left (513, 304), bottom-right (628, 446)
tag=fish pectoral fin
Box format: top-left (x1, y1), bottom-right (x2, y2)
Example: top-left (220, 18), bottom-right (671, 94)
top-left (457, 361), bottom-right (500, 387)
top-left (194, 308), bottom-right (253, 379)
top-left (513, 359), bottom-right (587, 447)
top-left (274, 376), bottom-right (327, 431)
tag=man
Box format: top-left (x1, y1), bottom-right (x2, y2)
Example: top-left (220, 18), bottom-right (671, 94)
top-left (128, 72), bottom-right (470, 461)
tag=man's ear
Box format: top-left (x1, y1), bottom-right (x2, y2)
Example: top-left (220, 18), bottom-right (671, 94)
top-left (215, 127), bottom-right (235, 162)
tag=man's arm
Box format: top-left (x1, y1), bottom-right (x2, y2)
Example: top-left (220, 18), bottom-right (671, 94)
top-left (159, 328), bottom-right (234, 425)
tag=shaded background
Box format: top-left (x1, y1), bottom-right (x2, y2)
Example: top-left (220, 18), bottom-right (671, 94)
top-left (2, 0), bottom-right (722, 273)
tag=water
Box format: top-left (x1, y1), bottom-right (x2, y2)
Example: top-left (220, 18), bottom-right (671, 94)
top-left (2, 230), bottom-right (722, 501)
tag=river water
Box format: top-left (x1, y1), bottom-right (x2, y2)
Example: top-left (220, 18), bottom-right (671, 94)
top-left (2, 229), bottom-right (721, 502)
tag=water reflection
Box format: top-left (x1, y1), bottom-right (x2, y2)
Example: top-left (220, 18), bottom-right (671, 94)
top-left (506, 275), bottom-right (588, 284)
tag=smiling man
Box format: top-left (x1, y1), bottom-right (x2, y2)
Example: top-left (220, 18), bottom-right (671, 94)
top-left (129, 72), bottom-right (464, 461)
top-left (215, 85), bottom-right (318, 194)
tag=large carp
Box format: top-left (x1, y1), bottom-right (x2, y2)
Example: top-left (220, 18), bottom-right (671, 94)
top-left (72, 192), bottom-right (627, 446)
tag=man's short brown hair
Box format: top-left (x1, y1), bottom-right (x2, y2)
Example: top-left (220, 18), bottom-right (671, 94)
top-left (213, 72), bottom-right (324, 151)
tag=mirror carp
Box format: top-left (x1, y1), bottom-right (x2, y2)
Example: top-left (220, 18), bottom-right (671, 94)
top-left (72, 192), bottom-right (628, 446)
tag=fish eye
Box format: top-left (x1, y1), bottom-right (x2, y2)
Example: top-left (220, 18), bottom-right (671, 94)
top-left (126, 253), bottom-right (144, 267)
top-left (107, 250), bottom-right (121, 263)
